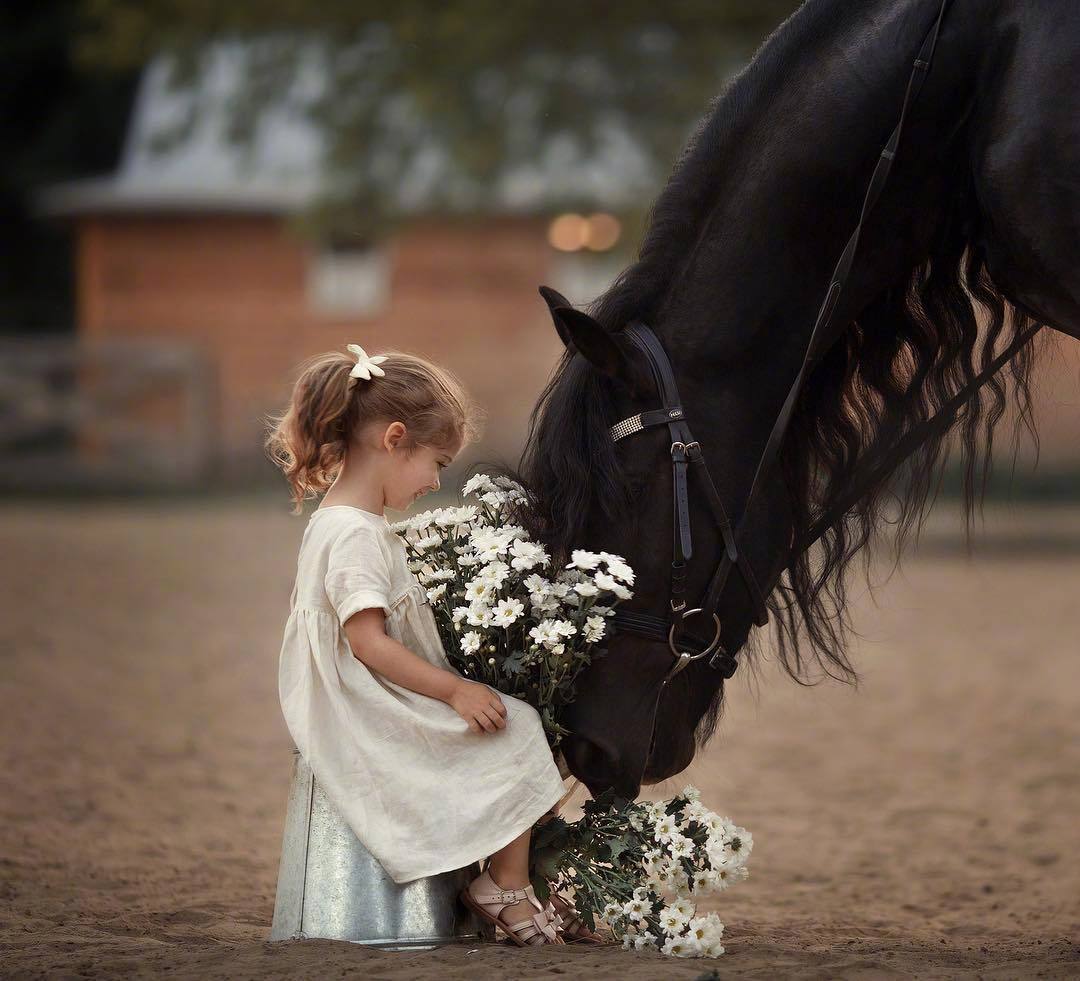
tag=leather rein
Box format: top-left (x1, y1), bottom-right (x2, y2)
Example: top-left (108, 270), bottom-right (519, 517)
top-left (606, 0), bottom-right (1042, 690)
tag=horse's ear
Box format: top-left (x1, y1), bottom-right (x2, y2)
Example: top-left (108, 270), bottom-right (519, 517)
top-left (538, 285), bottom-right (641, 386)
top-left (538, 285), bottom-right (577, 350)
top-left (552, 307), bottom-right (630, 380)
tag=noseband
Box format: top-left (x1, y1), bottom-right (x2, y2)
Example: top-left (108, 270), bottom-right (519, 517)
top-left (608, 0), bottom-right (964, 691)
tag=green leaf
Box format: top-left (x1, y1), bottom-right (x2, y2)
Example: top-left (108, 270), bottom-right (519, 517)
top-left (502, 649), bottom-right (526, 676)
top-left (531, 845), bottom-right (563, 881)
top-left (607, 834), bottom-right (635, 863)
top-left (531, 815), bottom-right (569, 850)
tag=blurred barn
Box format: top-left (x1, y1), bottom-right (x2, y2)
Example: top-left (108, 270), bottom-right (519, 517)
top-left (34, 47), bottom-right (652, 486)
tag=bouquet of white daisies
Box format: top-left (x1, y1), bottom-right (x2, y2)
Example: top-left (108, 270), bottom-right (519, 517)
top-left (390, 473), bottom-right (752, 957)
top-left (529, 785), bottom-right (752, 957)
top-left (389, 473), bottom-right (635, 748)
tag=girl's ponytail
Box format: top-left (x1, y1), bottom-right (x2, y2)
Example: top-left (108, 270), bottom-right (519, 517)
top-left (265, 351), bottom-right (360, 513)
top-left (265, 346), bottom-right (483, 513)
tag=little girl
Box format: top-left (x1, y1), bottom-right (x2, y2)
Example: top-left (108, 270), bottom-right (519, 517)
top-left (266, 343), bottom-right (603, 946)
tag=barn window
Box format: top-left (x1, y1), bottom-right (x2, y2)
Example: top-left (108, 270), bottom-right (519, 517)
top-left (307, 241), bottom-right (389, 317)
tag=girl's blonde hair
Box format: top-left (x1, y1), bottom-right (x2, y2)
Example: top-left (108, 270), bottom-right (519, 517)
top-left (265, 347), bottom-right (484, 513)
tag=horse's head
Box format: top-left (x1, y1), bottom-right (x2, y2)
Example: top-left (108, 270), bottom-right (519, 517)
top-left (506, 0), bottom-right (1056, 802)
top-left (523, 287), bottom-right (795, 800)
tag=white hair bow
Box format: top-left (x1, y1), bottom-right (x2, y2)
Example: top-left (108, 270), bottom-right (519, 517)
top-left (346, 343), bottom-right (388, 384)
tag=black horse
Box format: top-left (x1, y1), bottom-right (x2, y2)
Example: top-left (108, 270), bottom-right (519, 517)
top-left (503, 0), bottom-right (1080, 800)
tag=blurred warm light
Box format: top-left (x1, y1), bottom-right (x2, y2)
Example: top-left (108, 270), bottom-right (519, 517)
top-left (585, 213), bottom-right (621, 251)
top-left (548, 212), bottom-right (622, 252)
top-left (548, 213), bottom-right (589, 251)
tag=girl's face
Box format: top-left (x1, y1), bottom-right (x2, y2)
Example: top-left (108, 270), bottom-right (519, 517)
top-left (386, 431), bottom-right (462, 512)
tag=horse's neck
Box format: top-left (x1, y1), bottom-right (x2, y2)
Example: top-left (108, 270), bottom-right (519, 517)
top-left (659, 0), bottom-right (981, 369)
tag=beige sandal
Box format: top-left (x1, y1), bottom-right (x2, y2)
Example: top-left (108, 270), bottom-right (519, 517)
top-left (460, 868), bottom-right (565, 945)
top-left (547, 891), bottom-right (610, 944)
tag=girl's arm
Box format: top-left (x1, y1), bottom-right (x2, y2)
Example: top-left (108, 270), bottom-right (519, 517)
top-left (345, 608), bottom-right (459, 700)
top-left (343, 609), bottom-right (507, 733)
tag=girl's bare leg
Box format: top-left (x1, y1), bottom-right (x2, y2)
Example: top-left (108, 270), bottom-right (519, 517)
top-left (481, 825), bottom-right (536, 924)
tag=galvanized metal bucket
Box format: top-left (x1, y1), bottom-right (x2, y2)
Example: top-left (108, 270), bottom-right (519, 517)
top-left (268, 749), bottom-right (494, 950)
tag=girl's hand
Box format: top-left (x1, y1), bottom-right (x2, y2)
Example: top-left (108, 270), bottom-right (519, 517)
top-left (449, 678), bottom-right (508, 734)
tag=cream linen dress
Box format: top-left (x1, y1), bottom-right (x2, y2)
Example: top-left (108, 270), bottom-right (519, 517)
top-left (277, 504), bottom-right (568, 884)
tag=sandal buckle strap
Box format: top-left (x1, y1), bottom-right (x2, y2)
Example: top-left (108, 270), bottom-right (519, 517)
top-left (531, 906), bottom-right (560, 942)
top-left (473, 886), bottom-right (528, 905)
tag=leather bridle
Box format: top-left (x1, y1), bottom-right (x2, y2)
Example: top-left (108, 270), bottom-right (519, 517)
top-left (604, 0), bottom-right (1042, 692)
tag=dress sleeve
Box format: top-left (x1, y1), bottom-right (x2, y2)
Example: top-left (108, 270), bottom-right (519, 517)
top-left (324, 524), bottom-right (394, 623)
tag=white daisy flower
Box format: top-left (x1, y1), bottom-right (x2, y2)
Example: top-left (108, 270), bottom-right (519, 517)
top-left (451, 606), bottom-right (470, 624)
top-left (716, 826), bottom-right (753, 866)
top-left (462, 474), bottom-right (497, 497)
top-left (604, 557), bottom-right (636, 584)
top-left (680, 800), bottom-right (709, 824)
top-left (529, 591), bottom-right (559, 615)
top-left (469, 527), bottom-right (513, 559)
top-left (464, 579), bottom-right (493, 604)
top-left (552, 619), bottom-right (577, 638)
top-left (686, 912), bottom-right (724, 946)
top-left (701, 811), bottom-right (728, 835)
top-left (466, 604), bottom-right (494, 628)
top-left (653, 816), bottom-right (678, 844)
top-left (571, 581), bottom-right (599, 598)
top-left (478, 560), bottom-right (511, 588)
top-left (426, 583), bottom-right (447, 602)
top-left (522, 573), bottom-right (549, 593)
top-left (492, 598), bottom-right (525, 627)
top-left (583, 615), bottom-right (606, 643)
top-left (601, 900), bottom-right (622, 921)
top-left (669, 835), bottom-right (694, 859)
top-left (413, 533), bottom-right (444, 553)
top-left (710, 863), bottom-right (749, 891)
top-left (594, 570), bottom-right (633, 600)
top-left (633, 931), bottom-right (657, 950)
top-left (528, 619), bottom-right (564, 648)
top-left (622, 898), bottom-right (647, 922)
top-left (644, 801), bottom-right (667, 822)
top-left (669, 896), bottom-right (695, 921)
top-left (658, 902), bottom-right (692, 934)
top-left (460, 632), bottom-right (481, 655)
top-left (508, 538), bottom-right (549, 571)
top-left (566, 549), bottom-right (602, 571)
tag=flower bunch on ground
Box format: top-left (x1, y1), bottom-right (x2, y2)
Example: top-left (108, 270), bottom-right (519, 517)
top-left (529, 785), bottom-right (752, 957)
top-left (389, 473), bottom-right (634, 748)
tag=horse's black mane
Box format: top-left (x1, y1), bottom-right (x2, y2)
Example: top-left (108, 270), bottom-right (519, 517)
top-left (496, 0), bottom-right (1050, 743)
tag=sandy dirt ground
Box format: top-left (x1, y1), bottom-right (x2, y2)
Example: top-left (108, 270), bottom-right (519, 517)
top-left (1, 497), bottom-right (1077, 979)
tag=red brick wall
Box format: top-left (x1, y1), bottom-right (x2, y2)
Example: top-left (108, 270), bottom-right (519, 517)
top-left (76, 213), bottom-right (567, 476)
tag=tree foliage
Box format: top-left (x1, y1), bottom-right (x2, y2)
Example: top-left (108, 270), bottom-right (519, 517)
top-left (75, 1), bottom-right (801, 231)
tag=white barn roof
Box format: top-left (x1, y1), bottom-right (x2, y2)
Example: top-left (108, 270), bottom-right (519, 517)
top-left (40, 42), bottom-right (659, 217)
